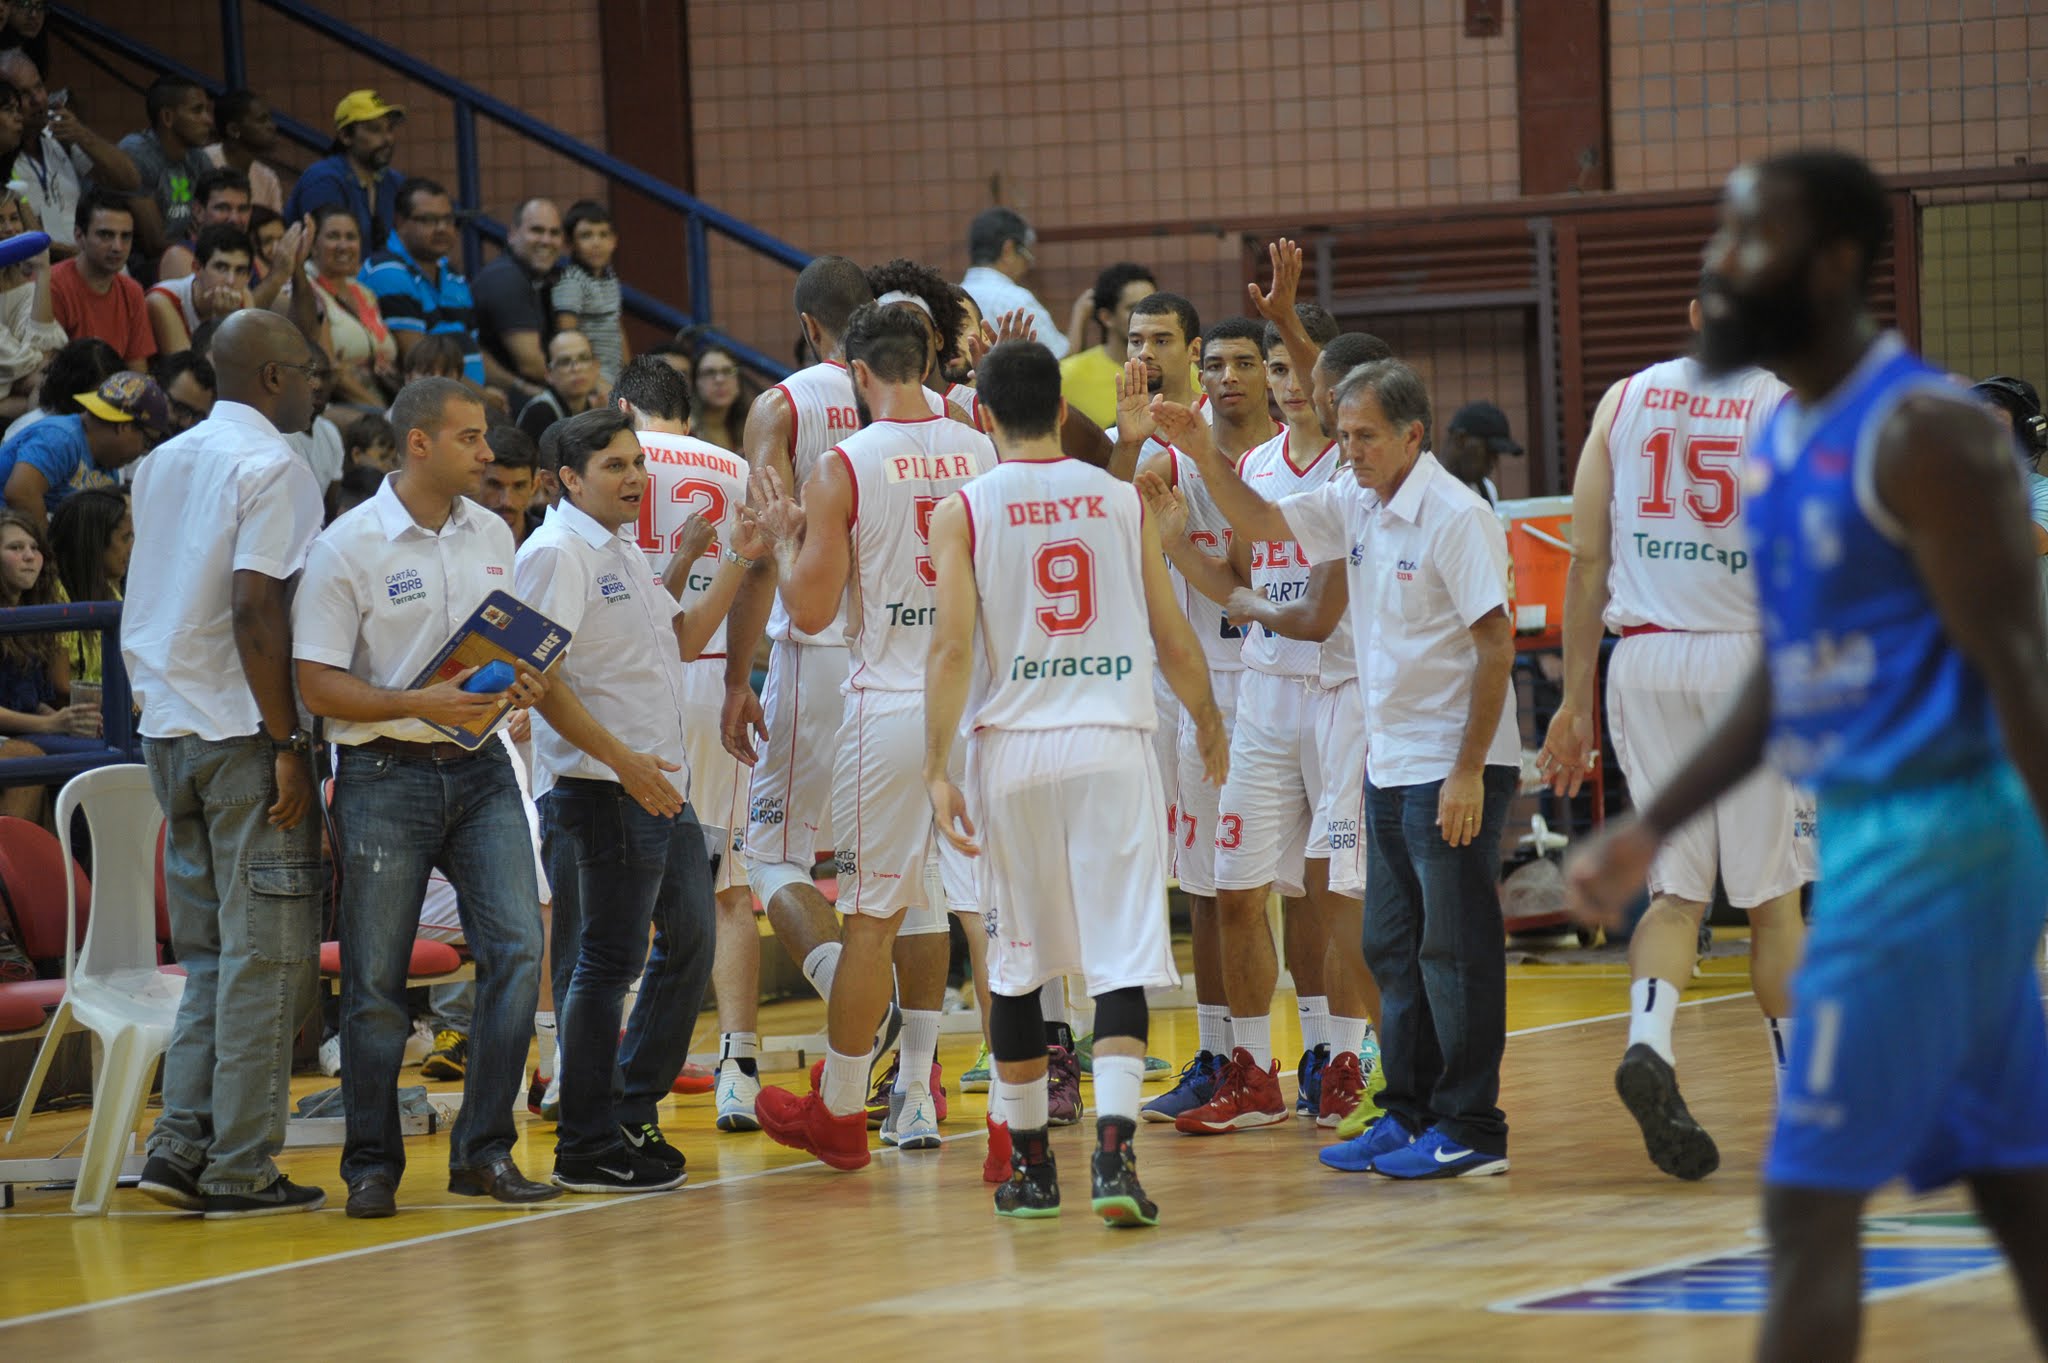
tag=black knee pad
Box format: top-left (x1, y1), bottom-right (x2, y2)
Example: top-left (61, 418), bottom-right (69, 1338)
top-left (988, 990), bottom-right (1047, 1063)
top-left (1092, 986), bottom-right (1148, 1044)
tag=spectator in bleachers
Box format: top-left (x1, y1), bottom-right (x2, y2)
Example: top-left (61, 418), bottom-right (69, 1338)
top-left (0, 190), bottom-right (64, 427)
top-left (363, 178), bottom-right (485, 389)
top-left (479, 422), bottom-right (539, 545)
top-left (283, 346), bottom-right (344, 496)
top-left (247, 203), bottom-right (282, 261)
top-left (516, 329), bottom-right (603, 442)
top-left (1, 47), bottom-right (139, 259)
top-left (152, 348), bottom-right (216, 436)
top-left (552, 199), bottom-right (626, 387)
top-left (688, 341), bottom-right (753, 454)
top-left (1057, 261), bottom-right (1157, 430)
top-left (300, 204), bottom-right (396, 409)
top-left (473, 197), bottom-right (563, 399)
top-left (2, 335), bottom-right (118, 442)
top-left (0, 369), bottom-right (167, 532)
top-left (0, 508), bottom-right (100, 820)
top-left (49, 484), bottom-right (127, 687)
top-left (960, 206), bottom-right (1067, 359)
top-left (396, 331), bottom-right (466, 384)
top-left (644, 339), bottom-right (692, 386)
top-left (50, 190), bottom-right (154, 368)
top-left (144, 224), bottom-right (253, 357)
top-left (283, 89), bottom-right (404, 252)
top-left (117, 75), bottom-right (215, 271)
top-left (324, 459), bottom-right (382, 524)
top-left (342, 410), bottom-right (395, 472)
top-left (199, 89), bottom-right (284, 213)
top-left (156, 167), bottom-right (255, 283)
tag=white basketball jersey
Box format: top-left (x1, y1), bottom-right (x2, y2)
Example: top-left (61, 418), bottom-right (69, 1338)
top-left (1166, 450), bottom-right (1246, 673)
top-left (841, 416), bottom-right (997, 692)
top-left (961, 458), bottom-right (1156, 734)
top-left (1237, 430), bottom-right (1337, 676)
top-left (1604, 357), bottom-right (1786, 634)
top-left (945, 382), bottom-right (983, 431)
top-left (768, 362), bottom-right (947, 645)
top-left (635, 432), bottom-right (750, 658)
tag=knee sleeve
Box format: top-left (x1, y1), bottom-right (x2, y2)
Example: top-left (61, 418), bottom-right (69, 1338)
top-left (988, 989), bottom-right (1047, 1063)
top-left (1092, 985), bottom-right (1148, 1044)
top-left (744, 857), bottom-right (814, 908)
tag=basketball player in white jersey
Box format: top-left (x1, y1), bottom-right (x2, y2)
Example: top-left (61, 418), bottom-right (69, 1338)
top-left (607, 354), bottom-right (772, 1130)
top-left (1214, 328), bottom-right (1396, 1136)
top-left (924, 339), bottom-right (1227, 1225)
top-left (1130, 317), bottom-right (1270, 1122)
top-left (1147, 295), bottom-right (1348, 1134)
top-left (748, 304), bottom-right (998, 1168)
top-left (1538, 290), bottom-right (1811, 1180)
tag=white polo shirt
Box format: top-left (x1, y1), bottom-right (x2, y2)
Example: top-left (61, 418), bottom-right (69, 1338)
top-left (960, 265), bottom-right (1069, 360)
top-left (122, 402), bottom-right (325, 741)
top-left (1281, 450), bottom-right (1520, 788)
top-left (513, 499), bottom-right (691, 801)
top-left (292, 476), bottom-right (518, 747)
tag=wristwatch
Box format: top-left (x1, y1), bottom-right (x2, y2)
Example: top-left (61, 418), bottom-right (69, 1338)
top-left (270, 728), bottom-right (313, 755)
top-left (722, 546), bottom-right (756, 568)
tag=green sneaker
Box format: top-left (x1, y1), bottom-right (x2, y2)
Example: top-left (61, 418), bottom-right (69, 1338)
top-left (1076, 1033), bottom-right (1175, 1081)
top-left (1335, 1038), bottom-right (1388, 1141)
top-left (961, 1043), bottom-right (992, 1093)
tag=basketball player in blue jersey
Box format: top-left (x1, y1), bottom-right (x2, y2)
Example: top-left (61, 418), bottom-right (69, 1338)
top-left (1567, 149), bottom-right (2048, 1363)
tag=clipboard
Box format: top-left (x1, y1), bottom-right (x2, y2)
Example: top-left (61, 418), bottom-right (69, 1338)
top-left (405, 590), bottom-right (572, 749)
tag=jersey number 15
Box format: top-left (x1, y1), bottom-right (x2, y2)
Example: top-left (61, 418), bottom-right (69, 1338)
top-left (1637, 430), bottom-right (1741, 528)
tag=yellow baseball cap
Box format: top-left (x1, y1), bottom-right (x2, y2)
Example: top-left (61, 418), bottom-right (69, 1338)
top-left (333, 89), bottom-right (405, 133)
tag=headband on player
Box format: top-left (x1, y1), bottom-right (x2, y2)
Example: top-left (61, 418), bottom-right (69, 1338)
top-left (876, 290), bottom-right (935, 320)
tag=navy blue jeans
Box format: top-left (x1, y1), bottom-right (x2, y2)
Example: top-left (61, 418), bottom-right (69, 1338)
top-left (332, 742), bottom-right (542, 1184)
top-left (541, 779), bottom-right (715, 1159)
top-left (1363, 766), bottom-right (1515, 1156)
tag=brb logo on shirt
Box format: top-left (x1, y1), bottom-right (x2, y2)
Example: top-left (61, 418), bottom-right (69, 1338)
top-left (385, 568), bottom-right (427, 606)
top-left (1396, 557), bottom-right (1417, 582)
top-left (596, 572), bottom-right (629, 602)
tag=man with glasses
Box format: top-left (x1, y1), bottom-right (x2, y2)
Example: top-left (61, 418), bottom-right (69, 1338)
top-left (362, 177), bottom-right (486, 387)
top-left (516, 330), bottom-right (602, 443)
top-left (1, 47), bottom-right (140, 258)
top-left (959, 208), bottom-right (1067, 360)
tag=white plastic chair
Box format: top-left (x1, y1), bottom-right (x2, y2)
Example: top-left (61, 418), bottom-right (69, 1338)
top-left (3, 765), bottom-right (179, 1214)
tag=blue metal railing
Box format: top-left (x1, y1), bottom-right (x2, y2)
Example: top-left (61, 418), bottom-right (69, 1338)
top-left (0, 603), bottom-right (139, 789)
top-left (51, 1), bottom-right (805, 380)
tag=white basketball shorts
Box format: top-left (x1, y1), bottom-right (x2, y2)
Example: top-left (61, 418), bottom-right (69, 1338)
top-left (1172, 668), bottom-right (1241, 896)
top-left (1214, 668), bottom-right (1319, 896)
top-left (681, 656), bottom-right (748, 894)
top-left (742, 638), bottom-right (847, 878)
top-left (1311, 678), bottom-right (1367, 900)
top-left (827, 687), bottom-right (950, 934)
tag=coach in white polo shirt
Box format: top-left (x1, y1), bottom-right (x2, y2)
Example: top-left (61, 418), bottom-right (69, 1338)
top-left (293, 375), bottom-right (557, 1218)
top-left (516, 405), bottom-right (769, 1192)
top-left (123, 310), bottom-right (327, 1218)
top-left (1166, 358), bottom-right (1517, 1182)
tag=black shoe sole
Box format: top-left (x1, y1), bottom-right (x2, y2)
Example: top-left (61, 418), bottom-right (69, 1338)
top-left (1615, 1044), bottom-right (1720, 1181)
top-left (203, 1192), bottom-right (327, 1219)
top-left (550, 1170), bottom-right (687, 1194)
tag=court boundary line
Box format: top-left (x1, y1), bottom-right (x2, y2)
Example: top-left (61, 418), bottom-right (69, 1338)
top-left (0, 989), bottom-right (1760, 1331)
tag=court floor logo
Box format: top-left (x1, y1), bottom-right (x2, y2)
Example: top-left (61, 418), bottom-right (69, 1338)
top-left (1491, 1244), bottom-right (2003, 1315)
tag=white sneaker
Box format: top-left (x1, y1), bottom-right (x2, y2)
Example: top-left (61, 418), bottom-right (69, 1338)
top-left (318, 1034), bottom-right (342, 1077)
top-left (540, 1072), bottom-right (560, 1123)
top-left (889, 1084), bottom-right (941, 1150)
top-left (402, 1022), bottom-right (434, 1067)
top-left (714, 1060), bottom-right (760, 1132)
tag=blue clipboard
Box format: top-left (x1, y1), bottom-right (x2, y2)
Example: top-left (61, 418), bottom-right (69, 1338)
top-left (404, 590), bottom-right (572, 749)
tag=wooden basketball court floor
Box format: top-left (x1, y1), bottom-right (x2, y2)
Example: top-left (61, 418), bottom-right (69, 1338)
top-left (2, 946), bottom-right (2040, 1363)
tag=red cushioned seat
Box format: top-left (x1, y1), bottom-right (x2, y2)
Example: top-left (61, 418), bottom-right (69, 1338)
top-left (317, 939), bottom-right (465, 978)
top-left (0, 978), bottom-right (65, 1033)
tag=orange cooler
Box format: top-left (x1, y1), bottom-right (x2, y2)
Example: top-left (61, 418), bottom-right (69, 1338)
top-left (1495, 495), bottom-right (1574, 634)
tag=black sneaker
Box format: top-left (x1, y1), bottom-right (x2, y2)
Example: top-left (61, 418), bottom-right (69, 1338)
top-left (552, 1148), bottom-right (687, 1194)
top-left (203, 1175), bottom-right (327, 1219)
top-left (419, 1030), bottom-right (468, 1081)
top-left (994, 1129), bottom-right (1060, 1219)
top-left (1090, 1120), bottom-right (1159, 1228)
top-left (619, 1121), bottom-right (686, 1172)
top-left (1615, 1043), bottom-right (1720, 1181)
top-left (136, 1155), bottom-right (205, 1211)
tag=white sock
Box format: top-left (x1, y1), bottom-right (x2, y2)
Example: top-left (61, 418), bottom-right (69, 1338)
top-left (801, 942), bottom-right (842, 1002)
top-left (1094, 1054), bottom-right (1144, 1124)
top-left (821, 1046), bottom-right (869, 1117)
top-left (620, 977), bottom-right (642, 1027)
top-left (998, 1075), bottom-right (1048, 1131)
top-left (1195, 1004), bottom-right (1229, 1057)
top-left (987, 1087), bottom-right (1007, 1126)
top-left (1330, 1014), bottom-right (1370, 1058)
top-left (897, 1009), bottom-right (940, 1096)
top-left (1232, 1014), bottom-right (1272, 1068)
top-left (1628, 977), bottom-right (1680, 1067)
top-left (1767, 1016), bottom-right (1794, 1085)
top-left (719, 1031), bottom-right (759, 1069)
top-left (534, 1012), bottom-right (557, 1080)
top-left (1297, 995), bottom-right (1330, 1055)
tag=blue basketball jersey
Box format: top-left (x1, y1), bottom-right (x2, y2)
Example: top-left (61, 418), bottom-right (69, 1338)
top-left (1745, 333), bottom-right (1998, 791)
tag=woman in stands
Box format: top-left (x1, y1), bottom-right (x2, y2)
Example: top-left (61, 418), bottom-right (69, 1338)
top-left (301, 204), bottom-right (398, 410)
top-left (49, 486), bottom-right (131, 687)
top-left (689, 341), bottom-right (756, 453)
top-left (0, 510), bottom-right (99, 820)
